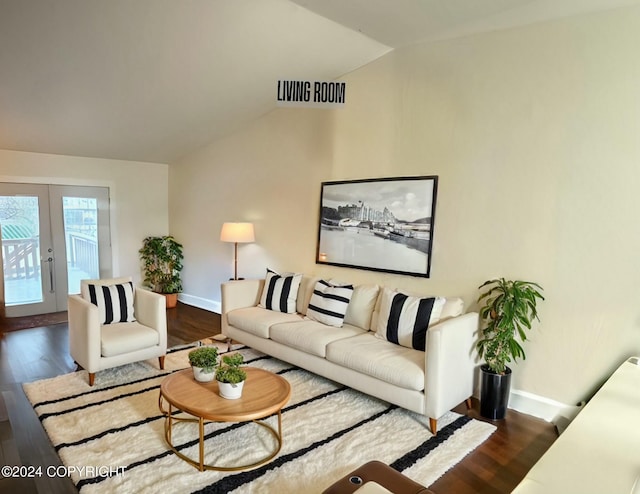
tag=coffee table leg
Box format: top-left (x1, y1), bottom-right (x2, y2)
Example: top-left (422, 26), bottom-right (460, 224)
top-left (199, 417), bottom-right (205, 472)
top-left (167, 403), bottom-right (172, 443)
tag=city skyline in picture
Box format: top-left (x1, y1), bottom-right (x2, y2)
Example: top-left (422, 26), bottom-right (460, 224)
top-left (320, 177), bottom-right (435, 224)
top-left (317, 176), bottom-right (438, 278)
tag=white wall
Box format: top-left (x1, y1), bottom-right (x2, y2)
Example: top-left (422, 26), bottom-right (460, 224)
top-left (328, 6), bottom-right (640, 407)
top-left (169, 109), bottom-right (333, 311)
top-left (172, 5), bottom-right (640, 409)
top-left (0, 149), bottom-right (169, 281)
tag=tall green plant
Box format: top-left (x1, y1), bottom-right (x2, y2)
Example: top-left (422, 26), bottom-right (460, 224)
top-left (476, 278), bottom-right (544, 374)
top-left (139, 236), bottom-right (184, 294)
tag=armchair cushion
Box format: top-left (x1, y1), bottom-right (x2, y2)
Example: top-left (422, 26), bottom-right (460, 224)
top-left (100, 322), bottom-right (160, 357)
top-left (84, 281), bottom-right (136, 324)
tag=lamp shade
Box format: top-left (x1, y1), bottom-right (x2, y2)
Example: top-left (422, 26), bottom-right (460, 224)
top-left (220, 222), bottom-right (255, 243)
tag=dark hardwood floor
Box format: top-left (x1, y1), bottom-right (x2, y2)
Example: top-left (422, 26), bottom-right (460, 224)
top-left (0, 303), bottom-right (557, 493)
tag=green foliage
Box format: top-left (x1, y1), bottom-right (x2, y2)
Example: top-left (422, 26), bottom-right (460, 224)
top-left (188, 346), bottom-right (219, 373)
top-left (139, 236), bottom-right (184, 294)
top-left (476, 278), bottom-right (544, 375)
top-left (216, 353), bottom-right (247, 384)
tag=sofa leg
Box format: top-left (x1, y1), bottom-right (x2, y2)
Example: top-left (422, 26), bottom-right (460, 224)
top-left (465, 397), bottom-right (473, 409)
top-left (88, 372), bottom-right (95, 386)
top-left (429, 418), bottom-right (437, 435)
top-left (159, 355), bottom-right (165, 370)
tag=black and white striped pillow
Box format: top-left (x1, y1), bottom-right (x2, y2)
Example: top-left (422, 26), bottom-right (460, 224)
top-left (306, 280), bottom-right (354, 327)
top-left (259, 269), bottom-right (302, 314)
top-left (375, 288), bottom-right (445, 351)
top-left (87, 282), bottom-right (136, 325)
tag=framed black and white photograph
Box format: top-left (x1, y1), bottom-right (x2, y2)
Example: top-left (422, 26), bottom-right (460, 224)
top-left (316, 176), bottom-right (438, 277)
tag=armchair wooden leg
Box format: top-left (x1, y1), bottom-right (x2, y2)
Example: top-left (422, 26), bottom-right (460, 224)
top-left (88, 373), bottom-right (95, 386)
top-left (159, 355), bottom-right (165, 370)
top-left (429, 418), bottom-right (437, 435)
top-left (465, 397), bottom-right (473, 409)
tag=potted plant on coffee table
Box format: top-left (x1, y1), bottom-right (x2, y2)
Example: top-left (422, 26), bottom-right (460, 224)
top-left (139, 235), bottom-right (184, 309)
top-left (476, 278), bottom-right (544, 420)
top-left (188, 346), bottom-right (219, 383)
top-left (215, 353), bottom-right (247, 400)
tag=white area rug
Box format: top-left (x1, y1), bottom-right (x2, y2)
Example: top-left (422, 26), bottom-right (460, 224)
top-left (23, 344), bottom-right (496, 494)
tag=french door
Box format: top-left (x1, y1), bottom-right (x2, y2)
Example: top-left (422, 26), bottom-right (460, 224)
top-left (0, 183), bottom-right (112, 317)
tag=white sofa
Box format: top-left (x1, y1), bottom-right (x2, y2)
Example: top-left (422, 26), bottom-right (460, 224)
top-left (512, 356), bottom-right (640, 494)
top-left (221, 277), bottom-right (479, 433)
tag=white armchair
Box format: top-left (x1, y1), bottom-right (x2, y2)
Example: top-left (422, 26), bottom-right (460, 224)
top-left (68, 277), bottom-right (167, 386)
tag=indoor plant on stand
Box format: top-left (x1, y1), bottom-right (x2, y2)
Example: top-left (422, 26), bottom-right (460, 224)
top-left (188, 346), bottom-right (219, 383)
top-left (215, 353), bottom-right (247, 399)
top-left (139, 235), bottom-right (184, 309)
top-left (476, 278), bottom-right (544, 420)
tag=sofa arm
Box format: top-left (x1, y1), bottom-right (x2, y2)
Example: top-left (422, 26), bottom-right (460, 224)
top-left (134, 288), bottom-right (167, 352)
top-left (424, 312), bottom-right (479, 420)
top-left (221, 279), bottom-right (264, 313)
top-left (221, 279), bottom-right (264, 335)
top-left (68, 294), bottom-right (102, 372)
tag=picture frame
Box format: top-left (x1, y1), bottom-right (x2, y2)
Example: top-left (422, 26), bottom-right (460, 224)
top-left (316, 175), bottom-right (438, 278)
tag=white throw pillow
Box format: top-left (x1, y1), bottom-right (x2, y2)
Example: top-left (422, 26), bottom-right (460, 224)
top-left (84, 281), bottom-right (136, 325)
top-left (306, 280), bottom-right (354, 327)
top-left (343, 284), bottom-right (380, 330)
top-left (375, 287), bottom-right (445, 351)
top-left (259, 269), bottom-right (302, 314)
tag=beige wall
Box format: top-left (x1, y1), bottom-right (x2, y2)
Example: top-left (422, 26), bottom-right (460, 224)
top-left (0, 149), bottom-right (169, 281)
top-left (173, 6), bottom-right (640, 407)
top-left (328, 8), bottom-right (640, 406)
top-left (169, 109), bottom-right (333, 310)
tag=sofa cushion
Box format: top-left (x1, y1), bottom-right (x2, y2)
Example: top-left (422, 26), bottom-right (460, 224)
top-left (227, 306), bottom-right (303, 338)
top-left (326, 333), bottom-right (425, 391)
top-left (101, 322), bottom-right (158, 357)
top-left (440, 297), bottom-right (464, 320)
top-left (375, 288), bottom-right (445, 351)
top-left (270, 320), bottom-right (366, 358)
top-left (306, 280), bottom-right (354, 327)
top-left (85, 281), bottom-right (136, 325)
top-left (343, 284), bottom-right (379, 330)
top-left (259, 269), bottom-right (302, 314)
top-left (297, 276), bottom-right (318, 315)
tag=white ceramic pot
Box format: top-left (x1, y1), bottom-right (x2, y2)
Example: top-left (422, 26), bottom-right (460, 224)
top-left (192, 366), bottom-right (215, 383)
top-left (218, 380), bottom-right (245, 399)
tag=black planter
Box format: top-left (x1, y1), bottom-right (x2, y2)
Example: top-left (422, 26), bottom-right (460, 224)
top-left (480, 365), bottom-right (512, 420)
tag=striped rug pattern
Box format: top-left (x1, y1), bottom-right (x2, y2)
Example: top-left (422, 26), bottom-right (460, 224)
top-left (23, 344), bottom-right (496, 494)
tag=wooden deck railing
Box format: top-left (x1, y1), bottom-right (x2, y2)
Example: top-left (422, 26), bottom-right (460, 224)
top-left (66, 233), bottom-right (98, 275)
top-left (2, 238), bottom-right (40, 279)
top-left (2, 234), bottom-right (98, 281)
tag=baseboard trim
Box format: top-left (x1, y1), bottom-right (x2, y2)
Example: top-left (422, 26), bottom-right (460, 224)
top-left (509, 388), bottom-right (583, 426)
top-left (177, 293), bottom-right (220, 314)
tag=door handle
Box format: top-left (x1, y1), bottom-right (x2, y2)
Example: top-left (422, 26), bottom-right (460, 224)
top-left (44, 257), bottom-right (55, 293)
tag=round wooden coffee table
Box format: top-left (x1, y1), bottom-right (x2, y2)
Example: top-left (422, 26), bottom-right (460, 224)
top-left (158, 367), bottom-right (291, 472)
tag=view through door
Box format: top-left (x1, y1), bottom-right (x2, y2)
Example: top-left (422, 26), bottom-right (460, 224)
top-left (0, 183), bottom-right (112, 317)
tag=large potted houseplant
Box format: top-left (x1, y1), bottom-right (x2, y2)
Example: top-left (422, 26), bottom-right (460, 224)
top-left (139, 235), bottom-right (184, 309)
top-left (476, 278), bottom-right (544, 420)
top-left (188, 346), bottom-right (219, 382)
top-left (215, 353), bottom-right (247, 399)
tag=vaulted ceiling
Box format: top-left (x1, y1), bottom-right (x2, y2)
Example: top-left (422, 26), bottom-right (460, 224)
top-left (1, 0), bottom-right (638, 164)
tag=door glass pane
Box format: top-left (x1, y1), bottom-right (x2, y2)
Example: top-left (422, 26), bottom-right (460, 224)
top-left (62, 197), bottom-right (99, 295)
top-left (0, 196), bottom-right (43, 305)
